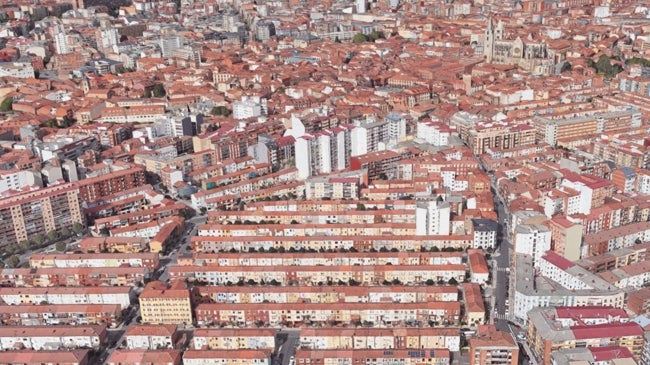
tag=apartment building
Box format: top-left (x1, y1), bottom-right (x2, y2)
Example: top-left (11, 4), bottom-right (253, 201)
top-left (169, 263), bottom-right (467, 286)
top-left (192, 328), bottom-right (276, 350)
top-left (182, 349), bottom-right (272, 365)
top-left (29, 252), bottom-right (160, 270)
top-left (513, 224), bottom-right (552, 268)
top-left (99, 104), bottom-right (167, 124)
top-left (576, 243), bottom-right (650, 274)
top-left (125, 324), bottom-right (180, 350)
top-left (532, 109), bottom-right (641, 147)
top-left (0, 286), bottom-right (132, 309)
top-left (195, 301), bottom-right (460, 327)
top-left (527, 306), bottom-right (643, 365)
top-left (551, 346), bottom-right (637, 365)
top-left (93, 202), bottom-right (186, 232)
top-left (463, 283), bottom-right (485, 327)
top-left (467, 249), bottom-right (490, 284)
top-left (299, 328), bottom-right (460, 352)
top-left (0, 304), bottom-right (121, 327)
top-left (469, 325), bottom-right (519, 365)
top-left (0, 325), bottom-right (106, 350)
top-left (295, 348), bottom-right (450, 365)
top-left (139, 281), bottom-right (193, 325)
top-left (76, 166), bottom-right (147, 203)
top-left (195, 285), bottom-right (459, 305)
top-left (0, 183), bottom-right (84, 248)
top-left (513, 254), bottom-right (625, 325)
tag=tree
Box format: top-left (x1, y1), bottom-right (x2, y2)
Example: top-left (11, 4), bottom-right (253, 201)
top-left (46, 230), bottom-right (59, 242)
top-left (368, 30), bottom-right (385, 42)
top-left (352, 33), bottom-right (368, 43)
top-left (152, 84), bottom-right (166, 97)
top-left (72, 222), bottom-right (84, 235)
top-left (0, 97), bottom-right (12, 112)
top-left (425, 279), bottom-right (435, 286)
top-left (448, 277), bottom-right (459, 286)
top-left (59, 227), bottom-right (71, 238)
top-left (33, 233), bottom-right (45, 246)
top-left (6, 255), bottom-right (19, 268)
top-left (211, 106), bottom-right (232, 116)
top-left (560, 61), bottom-right (572, 73)
top-left (55, 241), bottom-right (67, 252)
top-left (356, 203), bottom-right (366, 211)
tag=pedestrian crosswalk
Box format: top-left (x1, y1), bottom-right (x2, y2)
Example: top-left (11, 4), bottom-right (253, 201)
top-left (496, 267), bottom-right (510, 273)
top-left (493, 313), bottom-right (510, 320)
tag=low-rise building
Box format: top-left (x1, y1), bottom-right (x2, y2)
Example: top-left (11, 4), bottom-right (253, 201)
top-left (0, 350), bottom-right (90, 365)
top-left (527, 306), bottom-right (643, 365)
top-left (192, 328), bottom-right (276, 350)
top-left (182, 349), bottom-right (272, 365)
top-left (0, 325), bottom-right (106, 350)
top-left (106, 349), bottom-right (182, 365)
top-left (0, 304), bottom-right (121, 327)
top-left (139, 281), bottom-right (193, 325)
top-left (295, 348), bottom-right (451, 365)
top-left (0, 286), bottom-right (132, 309)
top-left (125, 324), bottom-right (180, 350)
top-left (463, 283), bottom-right (485, 327)
top-left (469, 325), bottom-right (519, 365)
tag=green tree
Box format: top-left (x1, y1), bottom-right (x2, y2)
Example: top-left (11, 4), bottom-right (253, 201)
top-left (152, 84), bottom-right (166, 98)
top-left (33, 233), bottom-right (45, 246)
top-left (211, 106), bottom-right (232, 116)
top-left (6, 255), bottom-right (19, 268)
top-left (353, 33), bottom-right (368, 43)
top-left (55, 241), bottom-right (67, 252)
top-left (560, 61), bottom-right (572, 73)
top-left (18, 240), bottom-right (30, 251)
top-left (46, 230), bottom-right (59, 242)
top-left (368, 30), bottom-right (385, 42)
top-left (448, 277), bottom-right (459, 286)
top-left (72, 222), bottom-right (84, 235)
top-left (0, 97), bottom-right (12, 112)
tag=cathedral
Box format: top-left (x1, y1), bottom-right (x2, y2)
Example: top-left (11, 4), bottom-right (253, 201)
top-left (482, 18), bottom-right (556, 75)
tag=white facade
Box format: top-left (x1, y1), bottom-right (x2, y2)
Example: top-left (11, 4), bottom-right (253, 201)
top-left (514, 224), bottom-right (552, 268)
top-left (192, 334), bottom-right (274, 350)
top-left (0, 170), bottom-right (42, 193)
top-left (0, 62), bottom-right (35, 78)
top-left (417, 119), bottom-right (450, 146)
top-left (0, 327), bottom-right (102, 350)
top-left (233, 96), bottom-right (266, 120)
top-left (385, 113), bottom-right (406, 145)
top-left (560, 179), bottom-right (593, 215)
top-left (415, 200), bottom-right (451, 236)
top-left (126, 334), bottom-right (174, 350)
top-left (97, 27), bottom-right (119, 54)
top-left (53, 24), bottom-right (71, 55)
top-left (637, 173), bottom-right (650, 195)
top-left (0, 289), bottom-right (131, 309)
top-left (356, 0), bottom-right (366, 13)
top-left (160, 36), bottom-right (183, 58)
top-left (350, 126), bottom-right (368, 157)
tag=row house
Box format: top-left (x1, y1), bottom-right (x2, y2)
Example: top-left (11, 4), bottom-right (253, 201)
top-left (183, 350), bottom-right (272, 365)
top-left (29, 252), bottom-right (160, 271)
top-left (204, 181), bottom-right (305, 211)
top-left (196, 285), bottom-right (458, 305)
top-left (191, 251), bottom-right (463, 267)
top-left (0, 325), bottom-right (106, 351)
top-left (169, 264), bottom-right (467, 286)
top-left (106, 349), bottom-right (182, 365)
top-left (194, 301), bottom-right (461, 327)
top-left (296, 348), bottom-right (450, 365)
top-left (192, 328), bottom-right (276, 350)
top-left (576, 243), bottom-right (650, 274)
top-left (93, 202), bottom-right (186, 232)
top-left (78, 236), bottom-right (148, 253)
top-left (212, 208), bottom-right (417, 226)
top-left (0, 304), bottom-right (121, 327)
top-left (0, 286), bottom-right (132, 309)
top-left (305, 176), bottom-right (361, 200)
top-left (191, 167), bottom-right (299, 209)
top-left (0, 266), bottom-right (148, 288)
top-left (190, 234), bottom-right (473, 252)
top-left (299, 327), bottom-right (460, 352)
top-left (196, 222), bottom-right (417, 238)
top-left (125, 324), bottom-right (181, 350)
top-left (0, 350), bottom-right (90, 365)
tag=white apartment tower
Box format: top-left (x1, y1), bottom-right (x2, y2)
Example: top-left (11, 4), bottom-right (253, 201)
top-left (53, 24), bottom-right (71, 55)
top-left (416, 199), bottom-right (451, 236)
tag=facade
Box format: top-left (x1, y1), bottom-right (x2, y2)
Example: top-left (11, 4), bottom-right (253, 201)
top-left (0, 325), bottom-right (106, 351)
top-left (0, 183), bottom-right (84, 248)
top-left (469, 325), bottom-right (519, 365)
top-left (513, 224), bottom-right (552, 267)
top-left (139, 281), bottom-right (193, 325)
top-left (125, 324), bottom-right (180, 350)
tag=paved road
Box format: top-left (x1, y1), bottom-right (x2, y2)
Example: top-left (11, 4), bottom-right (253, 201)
top-left (492, 180), bottom-right (511, 333)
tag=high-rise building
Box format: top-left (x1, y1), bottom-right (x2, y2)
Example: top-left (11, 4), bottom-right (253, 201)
top-left (96, 27), bottom-right (119, 55)
top-left (53, 24), bottom-right (71, 55)
top-left (0, 184), bottom-right (85, 248)
top-left (159, 36), bottom-right (184, 58)
top-left (416, 199), bottom-right (451, 236)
